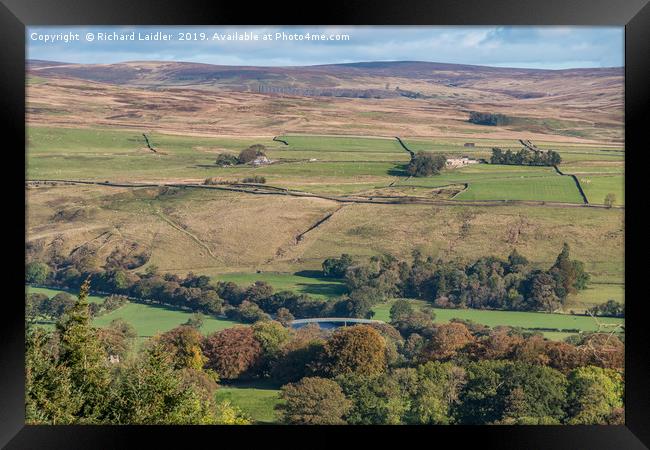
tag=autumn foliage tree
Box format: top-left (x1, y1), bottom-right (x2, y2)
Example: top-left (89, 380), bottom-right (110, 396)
top-left (320, 325), bottom-right (387, 377)
top-left (157, 325), bottom-right (207, 371)
top-left (201, 326), bottom-right (262, 379)
top-left (420, 322), bottom-right (474, 362)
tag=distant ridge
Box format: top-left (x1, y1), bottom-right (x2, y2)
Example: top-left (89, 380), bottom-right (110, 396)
top-left (27, 58), bottom-right (623, 73)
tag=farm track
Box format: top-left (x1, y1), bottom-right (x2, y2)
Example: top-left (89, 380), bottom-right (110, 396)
top-left (26, 179), bottom-right (623, 209)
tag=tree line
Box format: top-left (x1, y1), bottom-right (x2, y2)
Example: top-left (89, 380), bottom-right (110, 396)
top-left (26, 290), bottom-right (128, 323)
top-left (468, 111), bottom-right (512, 126)
top-left (490, 147), bottom-right (561, 166)
top-left (26, 243), bottom-right (592, 326)
top-left (322, 243), bottom-right (590, 318)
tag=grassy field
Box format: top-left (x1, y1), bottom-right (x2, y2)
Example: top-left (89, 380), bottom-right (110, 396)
top-left (215, 382), bottom-right (282, 424)
top-left (27, 128), bottom-right (623, 206)
top-left (397, 164), bottom-right (585, 203)
top-left (455, 176), bottom-right (583, 203)
top-left (371, 299), bottom-right (624, 340)
top-left (27, 285), bottom-right (242, 338)
top-left (93, 302), bottom-right (241, 338)
top-left (577, 175), bottom-right (624, 205)
top-left (279, 135), bottom-right (405, 153)
top-left (213, 271), bottom-right (346, 299)
top-left (27, 126), bottom-right (281, 181)
top-left (566, 283), bottom-right (625, 310)
top-left (26, 183), bottom-right (624, 284)
top-left (27, 285), bottom-right (105, 304)
top-left (27, 128), bottom-right (624, 320)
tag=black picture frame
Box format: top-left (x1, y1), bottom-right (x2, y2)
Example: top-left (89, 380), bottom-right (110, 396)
top-left (2, 0), bottom-right (648, 447)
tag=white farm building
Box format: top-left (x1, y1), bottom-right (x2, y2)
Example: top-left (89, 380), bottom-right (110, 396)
top-left (446, 157), bottom-right (479, 169)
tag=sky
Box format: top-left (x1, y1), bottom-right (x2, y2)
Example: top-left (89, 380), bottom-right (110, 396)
top-left (27, 26), bottom-right (624, 69)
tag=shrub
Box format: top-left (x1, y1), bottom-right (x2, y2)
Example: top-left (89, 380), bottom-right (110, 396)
top-left (238, 145), bottom-right (266, 164)
top-left (26, 261), bottom-right (50, 284)
top-left (215, 153), bottom-right (239, 166)
top-left (103, 294), bottom-right (128, 313)
top-left (242, 176), bottom-right (266, 184)
top-left (322, 254), bottom-right (353, 278)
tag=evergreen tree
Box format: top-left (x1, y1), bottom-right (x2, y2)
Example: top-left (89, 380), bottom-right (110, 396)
top-left (25, 328), bottom-right (82, 424)
top-left (54, 277), bottom-right (111, 423)
top-left (550, 243), bottom-right (589, 297)
top-left (106, 343), bottom-right (219, 424)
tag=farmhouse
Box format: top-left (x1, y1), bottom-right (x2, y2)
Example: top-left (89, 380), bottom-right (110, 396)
top-left (251, 155), bottom-right (272, 166)
top-left (446, 156), bottom-right (479, 168)
top-left (464, 142), bottom-right (475, 147)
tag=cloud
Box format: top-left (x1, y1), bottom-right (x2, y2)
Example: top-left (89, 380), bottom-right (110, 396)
top-left (26, 26), bottom-right (624, 69)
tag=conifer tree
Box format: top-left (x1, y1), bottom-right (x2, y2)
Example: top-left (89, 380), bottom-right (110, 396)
top-left (55, 277), bottom-right (111, 423)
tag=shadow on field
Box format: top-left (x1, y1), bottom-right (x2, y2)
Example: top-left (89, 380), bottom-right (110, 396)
top-left (387, 164), bottom-right (409, 176)
top-left (293, 270), bottom-right (347, 298)
top-left (296, 282), bottom-right (347, 297)
top-left (293, 269), bottom-right (327, 279)
top-left (102, 300), bottom-right (225, 326)
top-left (219, 379), bottom-right (283, 390)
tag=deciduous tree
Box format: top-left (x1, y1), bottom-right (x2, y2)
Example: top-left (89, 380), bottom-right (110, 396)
top-left (202, 326), bottom-right (263, 379)
top-left (321, 325), bottom-right (387, 377)
top-left (277, 377), bottom-right (351, 425)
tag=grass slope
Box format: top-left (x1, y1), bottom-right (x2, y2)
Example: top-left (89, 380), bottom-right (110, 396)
top-left (92, 302), bottom-right (241, 338)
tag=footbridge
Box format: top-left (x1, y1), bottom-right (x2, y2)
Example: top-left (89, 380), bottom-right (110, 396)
top-left (289, 317), bottom-right (383, 329)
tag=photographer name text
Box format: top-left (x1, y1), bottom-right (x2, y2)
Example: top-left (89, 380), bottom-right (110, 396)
top-left (30, 31), bottom-right (351, 44)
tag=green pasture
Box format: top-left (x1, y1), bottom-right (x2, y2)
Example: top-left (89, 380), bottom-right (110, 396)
top-left (560, 163), bottom-right (623, 175)
top-left (27, 127), bottom-right (623, 206)
top-left (265, 150), bottom-right (409, 162)
top-left (279, 134), bottom-right (404, 153)
top-left (371, 299), bottom-right (624, 340)
top-left (27, 126), bottom-right (281, 180)
top-left (566, 283), bottom-right (624, 309)
top-left (395, 164), bottom-right (584, 203)
top-left (92, 302), bottom-right (241, 338)
top-left (27, 285), bottom-right (105, 304)
top-left (576, 175), bottom-right (624, 205)
top-left (213, 271), bottom-right (346, 299)
top-left (26, 285), bottom-right (241, 338)
top-left (456, 176), bottom-right (584, 203)
top-left (215, 382), bottom-right (282, 424)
